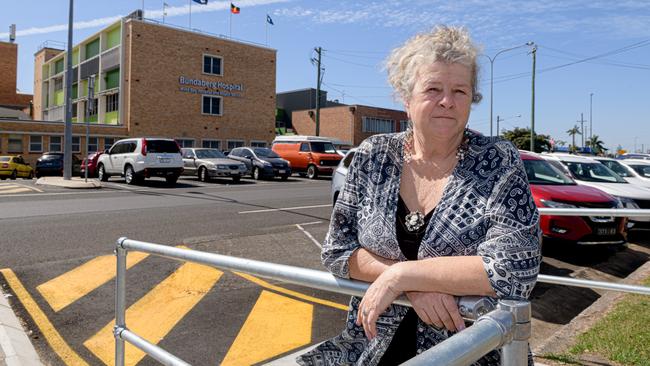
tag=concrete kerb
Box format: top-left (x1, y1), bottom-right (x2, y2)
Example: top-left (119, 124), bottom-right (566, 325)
top-left (0, 287), bottom-right (43, 366)
top-left (534, 260), bottom-right (650, 357)
top-left (35, 176), bottom-right (101, 189)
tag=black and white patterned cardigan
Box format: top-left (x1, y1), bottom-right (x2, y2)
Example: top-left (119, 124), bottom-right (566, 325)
top-left (298, 131), bottom-right (541, 366)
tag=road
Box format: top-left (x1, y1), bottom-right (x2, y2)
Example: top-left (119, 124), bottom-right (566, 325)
top-left (1, 176), bottom-right (649, 365)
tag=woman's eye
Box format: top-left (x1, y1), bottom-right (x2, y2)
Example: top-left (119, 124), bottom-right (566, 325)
top-left (455, 89), bottom-right (468, 95)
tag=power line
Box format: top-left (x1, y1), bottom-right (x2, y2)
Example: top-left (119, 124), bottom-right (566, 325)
top-left (322, 54), bottom-right (379, 68)
top-left (321, 81), bottom-right (381, 107)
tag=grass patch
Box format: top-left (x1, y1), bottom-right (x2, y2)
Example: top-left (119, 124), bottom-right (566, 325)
top-left (565, 276), bottom-right (650, 366)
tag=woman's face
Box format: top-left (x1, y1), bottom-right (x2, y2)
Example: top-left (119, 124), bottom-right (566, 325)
top-left (405, 62), bottom-right (473, 139)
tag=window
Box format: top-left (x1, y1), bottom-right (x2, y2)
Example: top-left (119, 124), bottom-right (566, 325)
top-left (399, 120), bottom-right (409, 132)
top-left (50, 136), bottom-right (62, 152)
top-left (202, 140), bottom-right (221, 149)
top-left (362, 117), bottom-right (395, 133)
top-left (88, 137), bottom-right (98, 152)
top-left (104, 137), bottom-right (115, 150)
top-left (251, 141), bottom-right (267, 148)
top-left (54, 78), bottom-right (63, 91)
top-left (227, 140), bottom-right (244, 150)
top-left (202, 95), bottom-right (222, 116)
top-left (106, 93), bottom-right (119, 112)
top-left (72, 136), bottom-right (81, 152)
top-left (85, 38), bottom-right (100, 59)
top-left (300, 143), bottom-right (310, 152)
top-left (88, 98), bottom-right (98, 116)
top-left (29, 136), bottom-right (43, 152)
top-left (203, 55), bottom-right (222, 75)
top-left (72, 102), bottom-right (78, 118)
top-left (8, 135), bottom-right (23, 153)
top-left (176, 139), bottom-right (194, 148)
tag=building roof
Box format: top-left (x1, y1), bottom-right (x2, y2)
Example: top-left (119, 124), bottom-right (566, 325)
top-left (0, 106), bottom-right (31, 120)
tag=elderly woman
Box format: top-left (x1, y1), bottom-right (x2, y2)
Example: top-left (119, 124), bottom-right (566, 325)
top-left (298, 25), bottom-right (541, 365)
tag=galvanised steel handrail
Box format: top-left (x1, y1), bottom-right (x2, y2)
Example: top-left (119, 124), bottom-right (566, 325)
top-left (538, 208), bottom-right (650, 216)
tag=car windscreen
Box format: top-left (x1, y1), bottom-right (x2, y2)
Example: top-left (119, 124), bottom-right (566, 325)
top-left (628, 164), bottom-right (650, 178)
top-left (599, 160), bottom-right (631, 177)
top-left (195, 149), bottom-right (226, 159)
top-left (40, 154), bottom-right (63, 160)
top-left (564, 161), bottom-right (627, 183)
top-left (310, 142), bottom-right (337, 154)
top-left (523, 159), bottom-right (575, 185)
top-left (253, 148), bottom-right (280, 158)
top-left (0, 157), bottom-right (9, 162)
top-left (147, 140), bottom-right (180, 153)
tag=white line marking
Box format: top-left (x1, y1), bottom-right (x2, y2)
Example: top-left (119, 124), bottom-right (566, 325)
top-left (0, 188), bottom-right (32, 194)
top-left (296, 224), bottom-right (322, 248)
top-left (238, 204), bottom-right (331, 214)
top-left (297, 221), bottom-right (323, 226)
top-left (14, 182), bottom-right (44, 192)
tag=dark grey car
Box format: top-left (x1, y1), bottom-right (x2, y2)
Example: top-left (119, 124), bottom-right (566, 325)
top-left (228, 147), bottom-right (292, 180)
top-left (181, 148), bottom-right (247, 183)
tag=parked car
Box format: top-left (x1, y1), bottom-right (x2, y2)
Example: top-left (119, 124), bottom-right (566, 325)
top-left (620, 159), bottom-right (650, 180)
top-left (541, 153), bottom-right (650, 229)
top-left (181, 148), bottom-right (247, 183)
top-left (331, 148), bottom-right (357, 205)
top-left (618, 153), bottom-right (650, 160)
top-left (593, 157), bottom-right (650, 190)
top-left (228, 147), bottom-right (291, 180)
top-left (79, 151), bottom-right (104, 178)
top-left (521, 151), bottom-right (626, 245)
top-left (35, 152), bottom-right (81, 178)
top-left (0, 155), bottom-right (34, 180)
top-left (97, 138), bottom-right (183, 185)
top-left (271, 136), bottom-right (342, 179)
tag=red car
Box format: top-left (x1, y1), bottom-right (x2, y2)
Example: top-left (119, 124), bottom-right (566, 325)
top-left (520, 151), bottom-right (627, 245)
top-left (80, 152), bottom-right (104, 178)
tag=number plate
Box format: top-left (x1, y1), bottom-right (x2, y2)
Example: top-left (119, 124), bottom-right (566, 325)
top-left (278, 169), bottom-right (286, 174)
top-left (159, 158), bottom-right (171, 163)
top-left (596, 227), bottom-right (616, 236)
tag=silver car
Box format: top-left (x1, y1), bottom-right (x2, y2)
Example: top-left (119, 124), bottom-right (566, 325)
top-left (331, 148), bottom-right (357, 205)
top-left (181, 148), bottom-right (247, 183)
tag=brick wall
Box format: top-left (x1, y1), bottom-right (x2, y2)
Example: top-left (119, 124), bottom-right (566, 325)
top-left (124, 20), bottom-right (277, 147)
top-left (0, 42), bottom-right (18, 105)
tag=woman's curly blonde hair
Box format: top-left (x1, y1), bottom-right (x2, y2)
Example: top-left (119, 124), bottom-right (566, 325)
top-left (386, 25), bottom-right (482, 104)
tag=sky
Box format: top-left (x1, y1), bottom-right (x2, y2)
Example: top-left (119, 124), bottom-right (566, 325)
top-left (1, 0), bottom-right (649, 153)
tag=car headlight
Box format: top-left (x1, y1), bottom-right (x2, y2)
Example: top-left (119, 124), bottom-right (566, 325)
top-left (263, 161), bottom-right (272, 167)
top-left (615, 196), bottom-right (640, 209)
top-left (284, 159), bottom-right (291, 167)
top-left (239, 164), bottom-right (246, 170)
top-left (540, 199), bottom-right (577, 208)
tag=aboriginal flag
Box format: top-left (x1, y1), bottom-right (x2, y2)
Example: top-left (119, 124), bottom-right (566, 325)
top-left (230, 3), bottom-right (240, 14)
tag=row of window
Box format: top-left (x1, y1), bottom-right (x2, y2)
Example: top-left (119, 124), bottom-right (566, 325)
top-left (2, 135), bottom-right (117, 154)
top-left (361, 117), bottom-right (410, 133)
top-left (176, 139), bottom-right (268, 150)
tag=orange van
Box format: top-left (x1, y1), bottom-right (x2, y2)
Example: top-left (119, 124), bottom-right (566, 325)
top-left (271, 136), bottom-right (342, 179)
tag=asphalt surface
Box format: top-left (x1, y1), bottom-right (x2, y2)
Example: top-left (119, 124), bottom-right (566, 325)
top-left (1, 176), bottom-right (649, 366)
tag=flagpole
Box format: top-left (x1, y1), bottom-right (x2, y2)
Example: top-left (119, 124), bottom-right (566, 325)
top-left (189, 0), bottom-right (192, 29)
top-left (266, 16), bottom-right (268, 46)
top-left (229, 10), bottom-right (232, 38)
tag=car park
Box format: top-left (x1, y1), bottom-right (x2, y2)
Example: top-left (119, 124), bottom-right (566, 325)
top-left (80, 152), bottom-right (104, 178)
top-left (620, 159), bottom-right (650, 180)
top-left (272, 136), bottom-right (342, 179)
top-left (541, 153), bottom-right (650, 229)
top-left (35, 152), bottom-right (81, 178)
top-left (0, 155), bottom-right (34, 180)
top-left (97, 138), bottom-right (183, 185)
top-left (181, 148), bottom-right (247, 183)
top-left (593, 157), bottom-right (650, 190)
top-left (521, 151), bottom-right (626, 245)
top-left (331, 148), bottom-right (357, 205)
top-left (228, 147), bottom-right (291, 180)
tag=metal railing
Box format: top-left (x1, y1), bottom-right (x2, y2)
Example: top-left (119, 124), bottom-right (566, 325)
top-left (114, 208), bottom-right (650, 365)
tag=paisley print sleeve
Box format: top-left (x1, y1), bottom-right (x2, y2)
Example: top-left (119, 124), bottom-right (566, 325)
top-left (478, 143), bottom-right (542, 299)
top-left (321, 142), bottom-right (369, 278)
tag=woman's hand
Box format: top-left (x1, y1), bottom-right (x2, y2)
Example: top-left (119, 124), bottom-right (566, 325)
top-left (405, 291), bottom-right (465, 332)
top-left (356, 266), bottom-right (403, 340)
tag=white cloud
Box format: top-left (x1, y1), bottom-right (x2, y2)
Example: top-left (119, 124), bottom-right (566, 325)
top-left (0, 0), bottom-right (292, 39)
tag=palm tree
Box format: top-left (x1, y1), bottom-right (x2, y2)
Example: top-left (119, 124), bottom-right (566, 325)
top-left (567, 125), bottom-right (581, 152)
top-left (586, 135), bottom-right (607, 155)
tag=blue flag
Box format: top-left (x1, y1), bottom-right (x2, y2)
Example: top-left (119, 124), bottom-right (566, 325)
top-left (266, 14), bottom-right (274, 25)
top-left (192, 0), bottom-right (207, 4)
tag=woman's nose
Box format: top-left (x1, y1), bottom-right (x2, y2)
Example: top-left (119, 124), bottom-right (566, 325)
top-left (438, 90), bottom-right (455, 109)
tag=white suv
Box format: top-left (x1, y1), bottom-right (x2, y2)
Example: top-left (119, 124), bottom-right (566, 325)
top-left (97, 138), bottom-right (184, 185)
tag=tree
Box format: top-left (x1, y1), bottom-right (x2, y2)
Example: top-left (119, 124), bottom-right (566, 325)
top-left (501, 127), bottom-right (552, 153)
top-left (586, 135), bottom-right (607, 155)
top-left (566, 125), bottom-right (581, 153)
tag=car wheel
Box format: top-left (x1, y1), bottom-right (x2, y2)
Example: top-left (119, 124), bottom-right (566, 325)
top-left (10, 170), bottom-right (17, 180)
top-left (307, 165), bottom-right (318, 179)
top-left (232, 175), bottom-right (241, 183)
top-left (199, 167), bottom-right (210, 182)
top-left (166, 175), bottom-right (179, 185)
top-left (98, 164), bottom-right (109, 182)
top-left (253, 167), bottom-right (261, 180)
top-left (25, 171), bottom-right (34, 180)
top-left (124, 166), bottom-right (137, 185)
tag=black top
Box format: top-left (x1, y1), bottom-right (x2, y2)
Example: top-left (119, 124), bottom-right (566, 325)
top-left (378, 196), bottom-right (434, 365)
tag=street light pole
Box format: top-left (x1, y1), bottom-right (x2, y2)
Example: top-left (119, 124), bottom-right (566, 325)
top-left (485, 42), bottom-right (534, 138)
top-left (63, 0), bottom-right (74, 180)
top-left (589, 93), bottom-right (594, 141)
top-left (529, 43), bottom-right (537, 152)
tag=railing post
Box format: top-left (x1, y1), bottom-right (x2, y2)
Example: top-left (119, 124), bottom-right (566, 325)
top-left (115, 237), bottom-right (128, 366)
top-left (498, 300), bottom-right (531, 366)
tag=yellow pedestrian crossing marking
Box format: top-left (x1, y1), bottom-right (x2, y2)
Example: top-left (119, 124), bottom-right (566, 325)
top-left (37, 252), bottom-right (149, 312)
top-left (221, 290), bottom-right (313, 365)
top-left (0, 184), bottom-right (32, 194)
top-left (0, 268), bottom-right (90, 366)
top-left (83, 261), bottom-right (224, 366)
